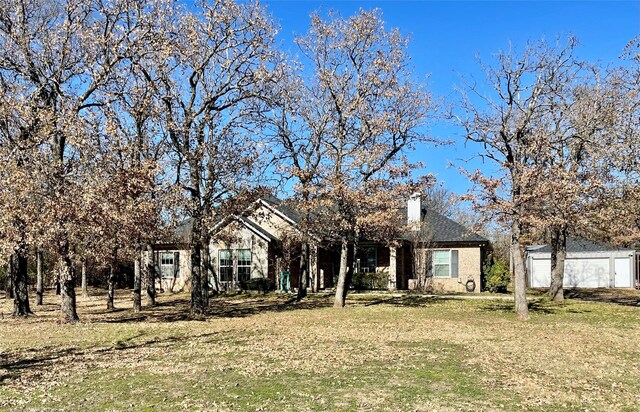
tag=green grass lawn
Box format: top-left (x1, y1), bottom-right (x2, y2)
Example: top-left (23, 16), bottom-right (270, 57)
top-left (1, 289), bottom-right (640, 411)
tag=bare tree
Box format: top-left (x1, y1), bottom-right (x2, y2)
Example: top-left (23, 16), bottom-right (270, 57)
top-left (423, 185), bottom-right (458, 218)
top-left (148, 0), bottom-right (280, 314)
top-left (264, 56), bottom-right (331, 300)
top-left (456, 38), bottom-right (588, 320)
top-left (0, 0), bottom-right (168, 321)
top-left (286, 9), bottom-right (437, 308)
top-left (587, 38), bottom-right (640, 247)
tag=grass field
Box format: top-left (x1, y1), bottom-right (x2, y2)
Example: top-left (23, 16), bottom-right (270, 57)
top-left (1, 289), bottom-right (640, 411)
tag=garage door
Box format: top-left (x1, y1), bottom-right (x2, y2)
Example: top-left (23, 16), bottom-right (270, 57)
top-left (530, 258), bottom-right (551, 288)
top-left (614, 258), bottom-right (632, 288)
top-left (564, 258), bottom-right (610, 288)
top-left (529, 257), bottom-right (611, 288)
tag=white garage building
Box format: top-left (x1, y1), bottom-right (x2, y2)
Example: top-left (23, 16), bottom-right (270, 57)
top-left (526, 238), bottom-right (636, 289)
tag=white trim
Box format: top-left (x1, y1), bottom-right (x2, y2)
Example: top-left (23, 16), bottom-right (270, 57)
top-left (432, 249), bottom-right (452, 278)
top-left (212, 215), bottom-right (272, 242)
top-left (255, 199), bottom-right (323, 242)
top-left (219, 249), bottom-right (233, 283)
top-left (159, 252), bottom-right (176, 279)
top-left (258, 199), bottom-right (297, 226)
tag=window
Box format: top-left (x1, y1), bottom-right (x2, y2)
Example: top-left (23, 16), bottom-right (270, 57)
top-left (433, 250), bottom-right (451, 277)
top-left (237, 249), bottom-right (251, 282)
top-left (160, 252), bottom-right (177, 279)
top-left (432, 250), bottom-right (459, 278)
top-left (357, 246), bottom-right (377, 273)
top-left (219, 250), bottom-right (233, 282)
top-left (219, 249), bottom-right (252, 282)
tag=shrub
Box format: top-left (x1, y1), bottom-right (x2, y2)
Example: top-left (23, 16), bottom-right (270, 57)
top-left (483, 257), bottom-right (511, 293)
top-left (239, 278), bottom-right (276, 293)
top-left (352, 271), bottom-right (388, 291)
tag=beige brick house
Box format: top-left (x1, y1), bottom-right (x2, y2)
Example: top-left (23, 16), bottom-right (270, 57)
top-left (149, 195), bottom-right (490, 293)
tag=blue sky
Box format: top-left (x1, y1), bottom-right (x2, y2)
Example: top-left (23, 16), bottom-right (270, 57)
top-left (262, 0), bottom-right (640, 194)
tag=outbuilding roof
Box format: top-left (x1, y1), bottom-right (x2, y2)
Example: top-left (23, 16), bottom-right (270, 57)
top-left (526, 237), bottom-right (633, 253)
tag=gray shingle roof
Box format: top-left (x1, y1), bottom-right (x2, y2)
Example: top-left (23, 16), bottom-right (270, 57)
top-left (261, 195), bottom-right (302, 224)
top-left (170, 198), bottom-right (488, 245)
top-left (240, 216), bottom-right (277, 242)
top-left (399, 207), bottom-right (488, 243)
top-left (528, 237), bottom-right (632, 253)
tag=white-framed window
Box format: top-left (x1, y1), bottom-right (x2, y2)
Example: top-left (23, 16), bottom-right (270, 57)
top-left (219, 250), bottom-right (233, 282)
top-left (432, 250), bottom-right (458, 278)
top-left (433, 250), bottom-right (450, 277)
top-left (237, 249), bottom-right (251, 282)
top-left (160, 252), bottom-right (177, 278)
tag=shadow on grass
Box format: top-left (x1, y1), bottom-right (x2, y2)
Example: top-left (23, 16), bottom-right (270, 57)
top-left (360, 295), bottom-right (455, 307)
top-left (98, 294), bottom-right (333, 324)
top-left (563, 289), bottom-right (640, 307)
top-left (0, 330), bottom-right (222, 385)
top-left (478, 299), bottom-right (592, 315)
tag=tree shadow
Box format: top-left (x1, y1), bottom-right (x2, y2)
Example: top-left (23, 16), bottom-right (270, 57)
top-left (0, 330), bottom-right (222, 385)
top-left (360, 295), bottom-right (455, 307)
top-left (563, 288), bottom-right (640, 307)
top-left (96, 294), bottom-right (334, 324)
top-left (479, 299), bottom-right (563, 315)
top-left (206, 295), bottom-right (332, 319)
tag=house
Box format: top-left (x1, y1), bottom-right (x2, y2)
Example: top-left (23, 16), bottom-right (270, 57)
top-left (148, 218), bottom-right (193, 292)
top-left (148, 194), bottom-right (490, 293)
top-left (525, 237), bottom-right (637, 289)
top-left (397, 194), bottom-right (490, 293)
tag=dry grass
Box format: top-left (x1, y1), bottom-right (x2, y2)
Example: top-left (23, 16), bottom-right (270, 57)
top-left (1, 288), bottom-right (640, 411)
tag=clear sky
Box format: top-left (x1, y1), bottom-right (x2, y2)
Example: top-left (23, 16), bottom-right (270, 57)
top-left (262, 0), bottom-right (640, 194)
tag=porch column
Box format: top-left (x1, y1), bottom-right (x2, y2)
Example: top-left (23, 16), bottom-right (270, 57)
top-left (388, 246), bottom-right (397, 291)
top-left (310, 244), bottom-right (318, 292)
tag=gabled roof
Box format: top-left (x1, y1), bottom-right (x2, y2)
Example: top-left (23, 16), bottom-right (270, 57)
top-left (166, 196), bottom-right (297, 243)
top-left (239, 216), bottom-right (278, 242)
top-left (211, 214), bottom-right (277, 243)
top-left (399, 207), bottom-right (488, 243)
top-left (260, 195), bottom-right (302, 224)
top-left (167, 197), bottom-right (488, 246)
top-left (527, 237), bottom-right (633, 253)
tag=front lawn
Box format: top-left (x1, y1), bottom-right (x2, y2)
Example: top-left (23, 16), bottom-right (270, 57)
top-left (1, 290), bottom-right (640, 411)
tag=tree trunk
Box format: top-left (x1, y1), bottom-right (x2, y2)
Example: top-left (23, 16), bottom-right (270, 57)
top-left (334, 238), bottom-right (350, 308)
top-left (12, 244), bottom-right (31, 317)
top-left (191, 243), bottom-right (204, 315)
top-left (6, 258), bottom-right (14, 299)
top-left (36, 248), bottom-right (43, 305)
top-left (511, 220), bottom-right (530, 321)
top-left (201, 241), bottom-right (210, 308)
top-left (547, 225), bottom-right (567, 302)
top-left (107, 251), bottom-right (117, 310)
top-left (58, 249), bottom-right (79, 323)
top-left (81, 259), bottom-right (88, 298)
top-left (188, 164), bottom-right (205, 315)
top-left (145, 244), bottom-right (156, 306)
top-left (297, 243), bottom-right (309, 301)
top-left (133, 245), bottom-right (142, 313)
